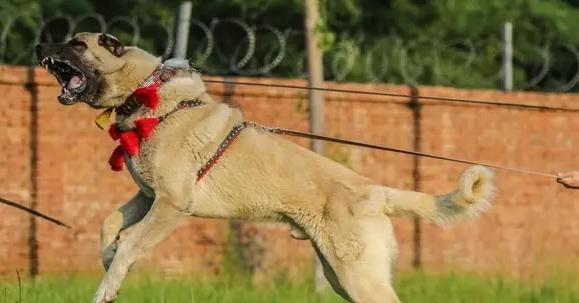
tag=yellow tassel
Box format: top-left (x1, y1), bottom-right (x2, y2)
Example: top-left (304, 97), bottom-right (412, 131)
top-left (95, 108), bottom-right (113, 130)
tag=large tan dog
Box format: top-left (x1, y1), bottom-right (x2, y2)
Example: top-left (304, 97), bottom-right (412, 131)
top-left (36, 33), bottom-right (495, 303)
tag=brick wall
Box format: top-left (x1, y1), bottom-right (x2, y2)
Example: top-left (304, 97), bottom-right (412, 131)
top-left (0, 66), bottom-right (32, 277)
top-left (1, 65), bottom-right (579, 279)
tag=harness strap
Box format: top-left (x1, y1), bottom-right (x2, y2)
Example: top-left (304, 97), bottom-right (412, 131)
top-left (159, 99), bottom-right (206, 122)
top-left (196, 123), bottom-right (247, 182)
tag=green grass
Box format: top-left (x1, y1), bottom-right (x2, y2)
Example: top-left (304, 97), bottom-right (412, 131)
top-left (1, 271), bottom-right (578, 303)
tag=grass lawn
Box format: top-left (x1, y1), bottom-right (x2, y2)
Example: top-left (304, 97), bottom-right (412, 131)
top-left (1, 271), bottom-right (578, 303)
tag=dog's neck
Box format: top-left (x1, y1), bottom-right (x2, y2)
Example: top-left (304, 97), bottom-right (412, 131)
top-left (101, 56), bottom-right (162, 108)
top-left (115, 67), bottom-right (176, 117)
top-left (112, 64), bottom-right (212, 131)
top-left (105, 66), bottom-right (213, 171)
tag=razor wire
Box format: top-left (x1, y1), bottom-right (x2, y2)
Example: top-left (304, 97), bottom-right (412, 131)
top-left (3, 13), bottom-right (579, 92)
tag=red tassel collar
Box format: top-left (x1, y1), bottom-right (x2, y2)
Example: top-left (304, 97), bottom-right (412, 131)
top-left (108, 68), bottom-right (176, 171)
top-left (115, 68), bottom-right (176, 117)
top-left (108, 117), bottom-right (160, 171)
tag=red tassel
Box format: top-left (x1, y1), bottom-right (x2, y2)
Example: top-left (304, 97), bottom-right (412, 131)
top-left (119, 131), bottom-right (140, 156)
top-left (133, 85), bottom-right (160, 110)
top-left (134, 117), bottom-right (160, 139)
top-left (109, 145), bottom-right (125, 171)
top-left (108, 124), bottom-right (121, 140)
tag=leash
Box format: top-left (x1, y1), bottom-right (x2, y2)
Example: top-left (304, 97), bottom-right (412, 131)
top-left (244, 122), bottom-right (559, 179)
top-left (0, 197), bottom-right (71, 228)
top-left (204, 79), bottom-right (579, 113)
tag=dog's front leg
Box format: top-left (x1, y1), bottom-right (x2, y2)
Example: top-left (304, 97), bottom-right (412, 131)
top-left (93, 195), bottom-right (185, 303)
top-left (100, 191), bottom-right (154, 270)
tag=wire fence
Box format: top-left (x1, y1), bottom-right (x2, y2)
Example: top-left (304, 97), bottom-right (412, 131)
top-left (2, 13), bottom-right (579, 92)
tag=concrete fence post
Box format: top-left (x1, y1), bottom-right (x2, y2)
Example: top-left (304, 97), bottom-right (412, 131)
top-left (502, 22), bottom-right (513, 91)
top-left (304, 0), bottom-right (328, 292)
top-left (174, 2), bottom-right (192, 60)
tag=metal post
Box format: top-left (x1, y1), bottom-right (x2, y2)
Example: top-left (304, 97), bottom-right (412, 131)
top-left (305, 0), bottom-right (327, 292)
top-left (174, 1), bottom-right (192, 59)
top-left (502, 22), bottom-right (513, 91)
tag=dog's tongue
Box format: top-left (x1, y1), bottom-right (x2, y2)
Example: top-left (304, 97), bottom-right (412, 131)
top-left (67, 75), bottom-right (82, 90)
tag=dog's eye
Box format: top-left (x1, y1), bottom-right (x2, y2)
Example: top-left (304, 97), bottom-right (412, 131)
top-left (68, 40), bottom-right (87, 52)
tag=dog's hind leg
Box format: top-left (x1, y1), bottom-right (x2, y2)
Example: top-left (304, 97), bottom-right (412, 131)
top-left (100, 191), bottom-right (154, 270)
top-left (315, 214), bottom-right (401, 303)
top-left (94, 194), bottom-right (184, 303)
top-left (312, 243), bottom-right (352, 301)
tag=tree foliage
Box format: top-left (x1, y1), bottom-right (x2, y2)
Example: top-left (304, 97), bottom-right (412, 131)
top-left (2, 0), bottom-right (579, 90)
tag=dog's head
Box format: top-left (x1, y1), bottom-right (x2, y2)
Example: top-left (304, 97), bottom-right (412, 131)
top-left (36, 32), bottom-right (161, 108)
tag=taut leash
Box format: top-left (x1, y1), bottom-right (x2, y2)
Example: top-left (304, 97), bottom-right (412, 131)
top-left (243, 122), bottom-right (558, 179)
top-left (0, 197), bottom-right (71, 228)
top-left (204, 79), bottom-right (579, 113)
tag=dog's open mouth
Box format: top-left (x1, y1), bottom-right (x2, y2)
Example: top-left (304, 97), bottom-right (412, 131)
top-left (40, 57), bottom-right (87, 104)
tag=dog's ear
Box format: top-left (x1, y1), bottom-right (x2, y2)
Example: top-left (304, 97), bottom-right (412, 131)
top-left (98, 33), bottom-right (126, 57)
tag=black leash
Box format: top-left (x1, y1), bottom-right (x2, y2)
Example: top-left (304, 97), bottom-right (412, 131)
top-left (244, 122), bottom-right (558, 179)
top-left (204, 79), bottom-right (579, 113)
top-left (0, 197), bottom-right (71, 228)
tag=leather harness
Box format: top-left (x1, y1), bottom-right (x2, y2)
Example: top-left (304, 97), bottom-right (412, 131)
top-left (110, 67), bottom-right (248, 183)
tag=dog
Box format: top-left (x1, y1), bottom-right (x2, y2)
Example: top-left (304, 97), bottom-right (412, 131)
top-left (36, 33), bottom-right (495, 303)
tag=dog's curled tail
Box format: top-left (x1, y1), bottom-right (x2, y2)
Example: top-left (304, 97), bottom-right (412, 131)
top-left (385, 165), bottom-right (495, 224)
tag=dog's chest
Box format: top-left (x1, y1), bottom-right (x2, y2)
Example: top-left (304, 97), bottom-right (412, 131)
top-left (125, 154), bottom-right (155, 198)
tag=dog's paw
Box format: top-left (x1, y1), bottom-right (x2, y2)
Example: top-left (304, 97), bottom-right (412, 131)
top-left (93, 286), bottom-right (118, 303)
top-left (93, 274), bottom-right (122, 303)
